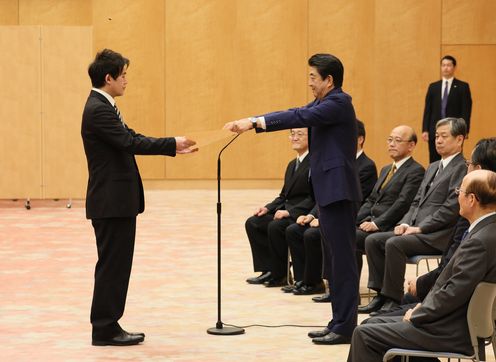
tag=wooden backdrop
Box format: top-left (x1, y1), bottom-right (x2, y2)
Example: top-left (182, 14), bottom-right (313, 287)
top-left (1, 0), bottom-right (495, 198)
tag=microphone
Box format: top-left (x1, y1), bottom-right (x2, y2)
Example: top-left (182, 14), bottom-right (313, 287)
top-left (207, 133), bottom-right (245, 336)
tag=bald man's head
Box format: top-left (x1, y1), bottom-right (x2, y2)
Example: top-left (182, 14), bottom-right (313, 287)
top-left (387, 125), bottom-right (417, 161)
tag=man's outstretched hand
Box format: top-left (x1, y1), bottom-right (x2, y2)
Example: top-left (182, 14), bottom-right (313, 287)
top-left (223, 118), bottom-right (253, 134)
top-left (175, 137), bottom-right (198, 154)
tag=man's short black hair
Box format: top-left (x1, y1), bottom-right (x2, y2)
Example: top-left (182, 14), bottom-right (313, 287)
top-left (308, 53), bottom-right (344, 88)
top-left (441, 55), bottom-right (457, 67)
top-left (88, 49), bottom-right (129, 88)
top-left (356, 119), bottom-right (365, 140)
top-left (472, 138), bottom-right (496, 172)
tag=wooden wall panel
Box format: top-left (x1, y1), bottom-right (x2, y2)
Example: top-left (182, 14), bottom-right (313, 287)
top-left (0, 26), bottom-right (42, 198)
top-left (308, 0), bottom-right (375, 160)
top-left (442, 45), bottom-right (496, 155)
top-left (442, 0), bottom-right (496, 44)
top-left (92, 0), bottom-right (166, 179)
top-left (41, 26), bottom-right (91, 198)
top-left (165, 0), bottom-right (308, 179)
top-left (0, 0), bottom-right (19, 25)
top-left (373, 0), bottom-right (441, 169)
top-left (19, 0), bottom-right (91, 25)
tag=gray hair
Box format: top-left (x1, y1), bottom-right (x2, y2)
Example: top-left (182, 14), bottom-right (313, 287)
top-left (436, 117), bottom-right (467, 138)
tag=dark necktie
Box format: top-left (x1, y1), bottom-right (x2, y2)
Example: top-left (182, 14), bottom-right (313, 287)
top-left (294, 158), bottom-right (301, 173)
top-left (114, 104), bottom-right (125, 128)
top-left (460, 229), bottom-right (469, 242)
top-left (441, 80), bottom-right (449, 119)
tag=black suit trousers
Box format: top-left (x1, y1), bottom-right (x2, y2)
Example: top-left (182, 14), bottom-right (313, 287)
top-left (319, 200), bottom-right (359, 337)
top-left (90, 217), bottom-right (136, 339)
top-left (286, 224), bottom-right (323, 284)
top-left (245, 214), bottom-right (293, 276)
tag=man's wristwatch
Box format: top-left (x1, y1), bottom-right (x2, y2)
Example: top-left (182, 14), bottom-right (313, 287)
top-left (250, 117), bottom-right (258, 130)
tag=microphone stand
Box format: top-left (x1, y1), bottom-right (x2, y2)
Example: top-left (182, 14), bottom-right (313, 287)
top-left (207, 133), bottom-right (245, 336)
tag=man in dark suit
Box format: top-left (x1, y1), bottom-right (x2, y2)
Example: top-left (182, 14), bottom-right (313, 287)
top-left (359, 118), bottom-right (467, 315)
top-left (422, 55), bottom-right (472, 162)
top-left (355, 125), bottom-right (425, 279)
top-left (402, 138), bottom-right (496, 306)
top-left (356, 120), bottom-right (377, 202)
top-left (292, 119), bottom-right (376, 299)
top-left (81, 49), bottom-right (196, 346)
top-left (348, 169), bottom-right (496, 362)
top-left (245, 128), bottom-right (313, 287)
top-left (225, 53), bottom-right (362, 344)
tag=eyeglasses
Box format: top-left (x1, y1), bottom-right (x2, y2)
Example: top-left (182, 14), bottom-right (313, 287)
top-left (386, 137), bottom-right (413, 144)
top-left (464, 160), bottom-right (478, 168)
top-left (455, 187), bottom-right (480, 200)
top-left (289, 131), bottom-right (307, 138)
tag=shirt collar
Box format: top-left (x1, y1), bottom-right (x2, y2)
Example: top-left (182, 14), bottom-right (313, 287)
top-left (298, 150), bottom-right (309, 162)
top-left (468, 211), bottom-right (496, 233)
top-left (393, 155), bottom-right (411, 170)
top-left (440, 152), bottom-right (459, 169)
top-left (92, 87), bottom-right (115, 107)
top-left (356, 149), bottom-right (364, 159)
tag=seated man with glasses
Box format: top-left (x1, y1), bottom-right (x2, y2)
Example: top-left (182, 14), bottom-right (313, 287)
top-left (348, 169), bottom-right (496, 362)
top-left (399, 138), bottom-right (496, 308)
top-left (245, 128), bottom-right (314, 287)
top-left (354, 125), bottom-right (425, 282)
top-left (358, 118), bottom-right (467, 316)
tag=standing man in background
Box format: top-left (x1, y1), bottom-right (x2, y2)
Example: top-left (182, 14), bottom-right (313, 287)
top-left (422, 55), bottom-right (472, 162)
top-left (224, 53), bottom-right (362, 345)
top-left (82, 49), bottom-right (196, 346)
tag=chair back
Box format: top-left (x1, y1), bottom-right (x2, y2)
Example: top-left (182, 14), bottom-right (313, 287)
top-left (467, 282), bottom-right (496, 358)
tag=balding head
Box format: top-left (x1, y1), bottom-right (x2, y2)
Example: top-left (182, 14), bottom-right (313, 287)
top-left (387, 125), bottom-right (417, 162)
top-left (458, 170), bottom-right (496, 222)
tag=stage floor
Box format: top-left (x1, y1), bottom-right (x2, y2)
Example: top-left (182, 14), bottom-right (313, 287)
top-left (0, 190), bottom-right (494, 361)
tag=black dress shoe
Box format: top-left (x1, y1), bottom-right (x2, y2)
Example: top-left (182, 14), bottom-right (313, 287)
top-left (281, 281), bottom-right (303, 293)
top-left (312, 332), bottom-right (351, 345)
top-left (123, 330), bottom-right (145, 338)
top-left (293, 282), bottom-right (325, 295)
top-left (264, 277), bottom-right (287, 287)
top-left (370, 299), bottom-right (400, 317)
top-left (358, 295), bottom-right (385, 314)
top-left (307, 327), bottom-right (331, 338)
top-left (92, 330), bottom-right (145, 346)
top-left (246, 271), bottom-right (271, 284)
top-left (312, 293), bottom-right (331, 303)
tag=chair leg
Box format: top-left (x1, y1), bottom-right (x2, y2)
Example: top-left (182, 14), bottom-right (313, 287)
top-left (286, 248), bottom-right (293, 285)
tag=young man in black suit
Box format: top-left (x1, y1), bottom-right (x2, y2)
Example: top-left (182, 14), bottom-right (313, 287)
top-left (422, 55), bottom-right (472, 162)
top-left (81, 49), bottom-right (196, 346)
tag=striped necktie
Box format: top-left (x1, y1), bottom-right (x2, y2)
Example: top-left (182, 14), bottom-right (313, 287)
top-left (114, 104), bottom-right (125, 128)
top-left (380, 164), bottom-right (396, 190)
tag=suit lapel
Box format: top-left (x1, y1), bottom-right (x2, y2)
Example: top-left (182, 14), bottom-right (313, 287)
top-left (422, 154), bottom-right (463, 202)
top-left (379, 158), bottom-right (414, 197)
top-left (285, 156), bottom-right (309, 195)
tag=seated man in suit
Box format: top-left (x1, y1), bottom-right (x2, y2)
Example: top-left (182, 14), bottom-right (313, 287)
top-left (348, 169), bottom-right (496, 362)
top-left (245, 128), bottom-right (314, 287)
top-left (396, 138), bottom-right (496, 311)
top-left (359, 118), bottom-right (467, 315)
top-left (285, 119), bottom-right (377, 298)
top-left (355, 125), bottom-right (425, 280)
